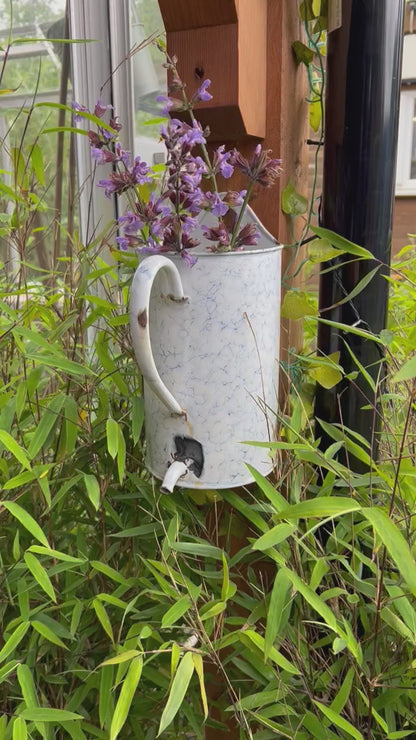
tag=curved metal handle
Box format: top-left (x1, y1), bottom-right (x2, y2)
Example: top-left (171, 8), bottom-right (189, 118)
top-left (129, 255), bottom-right (187, 416)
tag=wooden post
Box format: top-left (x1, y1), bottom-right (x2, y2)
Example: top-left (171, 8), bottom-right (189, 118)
top-left (157, 0), bottom-right (309, 734)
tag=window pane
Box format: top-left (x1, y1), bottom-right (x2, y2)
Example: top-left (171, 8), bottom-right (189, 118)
top-left (411, 98), bottom-right (416, 180)
top-left (0, 0), bottom-right (72, 275)
top-left (130, 0), bottom-right (166, 164)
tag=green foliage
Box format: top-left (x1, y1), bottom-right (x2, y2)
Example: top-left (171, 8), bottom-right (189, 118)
top-left (1, 6), bottom-right (416, 740)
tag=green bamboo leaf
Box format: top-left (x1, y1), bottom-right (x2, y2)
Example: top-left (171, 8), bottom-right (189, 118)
top-left (221, 552), bottom-right (230, 602)
top-left (381, 607), bottom-right (414, 642)
top-left (106, 418), bottom-right (119, 459)
top-left (283, 567), bottom-right (337, 630)
top-left (221, 489), bottom-right (269, 533)
top-left (265, 569), bottom-right (292, 661)
top-left (110, 655), bottom-right (143, 740)
top-left (158, 652), bottom-right (195, 736)
top-left (199, 600), bottom-right (226, 621)
top-left (83, 473), bottom-right (100, 511)
top-left (310, 316), bottom-right (385, 344)
top-left (117, 426), bottom-right (126, 483)
top-left (253, 523), bottom-right (297, 551)
top-left (2, 470), bottom-right (37, 490)
top-left (62, 395), bottom-right (79, 456)
top-left (314, 701), bottom-right (364, 740)
top-left (171, 542), bottom-right (224, 559)
top-left (31, 620), bottom-right (67, 649)
top-left (28, 546), bottom-right (84, 564)
top-left (1, 502), bottom-right (49, 547)
top-left (99, 650), bottom-right (141, 668)
top-left (241, 630), bottom-right (300, 675)
top-left (333, 266), bottom-right (380, 309)
top-left (24, 353), bottom-right (95, 376)
top-left (0, 622), bottom-right (30, 664)
top-left (330, 667), bottom-right (354, 714)
top-left (310, 226), bottom-right (374, 259)
top-left (13, 717), bottom-right (27, 740)
top-left (24, 553), bottom-right (56, 602)
top-left (362, 508), bottom-right (416, 594)
top-left (30, 143), bottom-right (44, 186)
top-left (162, 596), bottom-right (192, 628)
top-left (19, 708), bottom-right (82, 723)
top-left (90, 561), bottom-right (131, 587)
top-left (27, 394), bottom-right (66, 458)
top-left (92, 599), bottom-right (114, 643)
top-left (276, 497), bottom-right (361, 520)
top-left (17, 663), bottom-right (38, 708)
top-left (0, 660), bottom-right (20, 684)
top-left (192, 654), bottom-right (208, 720)
top-left (245, 464), bottom-right (287, 512)
top-left (99, 664), bottom-right (114, 730)
top-left (0, 431), bottom-right (32, 470)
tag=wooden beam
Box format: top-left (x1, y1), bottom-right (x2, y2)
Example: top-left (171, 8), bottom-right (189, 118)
top-left (158, 0), bottom-right (237, 32)
top-left (161, 0), bottom-right (267, 139)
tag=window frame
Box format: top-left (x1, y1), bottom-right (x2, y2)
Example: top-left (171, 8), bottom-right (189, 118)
top-left (396, 87), bottom-right (416, 196)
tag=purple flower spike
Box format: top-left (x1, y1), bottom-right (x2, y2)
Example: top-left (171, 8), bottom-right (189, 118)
top-left (91, 147), bottom-right (116, 164)
top-left (132, 157), bottom-right (152, 185)
top-left (229, 145), bottom-right (282, 187)
top-left (204, 192), bottom-right (229, 217)
top-left (72, 101), bottom-right (88, 122)
top-left (181, 249), bottom-right (198, 267)
top-left (156, 94), bottom-right (174, 115)
top-left (234, 223), bottom-right (260, 248)
top-left (193, 79), bottom-right (213, 103)
top-left (213, 145), bottom-right (234, 179)
top-left (202, 223), bottom-right (230, 248)
top-left (94, 99), bottom-right (113, 118)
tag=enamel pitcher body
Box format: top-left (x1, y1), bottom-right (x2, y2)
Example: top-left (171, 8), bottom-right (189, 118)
top-left (129, 215), bottom-right (282, 491)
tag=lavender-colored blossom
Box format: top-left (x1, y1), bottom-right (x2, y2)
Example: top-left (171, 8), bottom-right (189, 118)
top-left (192, 79), bottom-right (212, 103)
top-left (156, 94), bottom-right (174, 115)
top-left (97, 164), bottom-right (150, 197)
top-left (223, 190), bottom-right (247, 207)
top-left (184, 120), bottom-right (206, 146)
top-left (91, 147), bottom-right (117, 164)
top-left (119, 211), bottom-right (144, 234)
top-left (233, 223), bottom-right (260, 248)
top-left (88, 52), bottom-right (281, 264)
top-left (203, 192), bottom-right (229, 217)
top-left (229, 144), bottom-right (282, 187)
top-left (202, 223), bottom-right (230, 248)
top-left (181, 249), bottom-right (198, 267)
top-left (87, 130), bottom-right (103, 148)
top-left (109, 117), bottom-right (122, 133)
top-left (132, 157), bottom-right (151, 185)
top-left (181, 215), bottom-right (198, 234)
top-left (115, 143), bottom-right (130, 166)
top-left (116, 236), bottom-right (129, 251)
top-left (72, 101), bottom-right (88, 122)
top-left (94, 99), bottom-right (113, 118)
top-left (213, 145), bottom-right (234, 179)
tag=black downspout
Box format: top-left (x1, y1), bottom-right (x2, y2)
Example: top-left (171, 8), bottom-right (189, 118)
top-left (315, 0), bottom-right (405, 463)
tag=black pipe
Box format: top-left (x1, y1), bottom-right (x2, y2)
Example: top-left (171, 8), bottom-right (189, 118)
top-left (315, 0), bottom-right (405, 463)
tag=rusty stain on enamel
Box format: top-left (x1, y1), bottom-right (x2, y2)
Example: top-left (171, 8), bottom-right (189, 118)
top-left (137, 309), bottom-right (147, 328)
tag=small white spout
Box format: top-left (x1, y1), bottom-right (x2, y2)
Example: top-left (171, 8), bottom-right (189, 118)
top-left (160, 460), bottom-right (189, 494)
